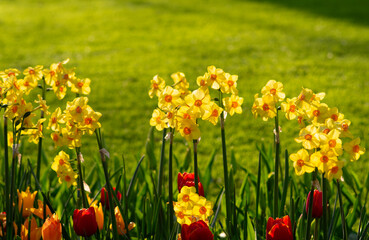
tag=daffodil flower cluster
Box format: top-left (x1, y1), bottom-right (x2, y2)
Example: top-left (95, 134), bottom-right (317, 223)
top-left (49, 97), bottom-right (102, 148)
top-left (173, 186), bottom-right (213, 226)
top-left (149, 66), bottom-right (243, 141)
top-left (0, 59), bottom-right (91, 146)
top-left (51, 151), bottom-right (78, 187)
top-left (252, 80), bottom-right (285, 121)
top-left (253, 81), bottom-right (366, 181)
top-left (284, 87), bottom-right (366, 181)
top-left (0, 68), bottom-right (48, 144)
top-left (42, 58), bottom-right (91, 100)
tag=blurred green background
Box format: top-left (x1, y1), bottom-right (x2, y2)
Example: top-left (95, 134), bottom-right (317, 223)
top-left (0, 0), bottom-right (368, 179)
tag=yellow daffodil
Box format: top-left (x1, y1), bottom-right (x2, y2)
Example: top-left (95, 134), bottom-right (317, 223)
top-left (207, 65), bottom-right (225, 90)
top-left (149, 75), bottom-right (166, 98)
top-left (196, 73), bottom-right (210, 89)
top-left (220, 73), bottom-right (238, 95)
top-left (325, 161), bottom-right (344, 181)
top-left (47, 107), bottom-right (65, 131)
top-left (295, 87), bottom-right (314, 110)
top-left (51, 151), bottom-right (71, 174)
top-left (19, 76), bottom-right (38, 95)
top-left (66, 97), bottom-right (88, 122)
top-left (177, 186), bottom-right (200, 208)
top-left (178, 119), bottom-right (200, 142)
top-left (261, 80), bottom-right (285, 102)
top-left (150, 109), bottom-right (167, 131)
top-left (0, 68), bottom-right (20, 81)
top-left (223, 94), bottom-right (243, 116)
top-left (184, 89), bottom-right (211, 118)
top-left (343, 138), bottom-right (366, 161)
top-left (50, 132), bottom-right (65, 148)
top-left (80, 107), bottom-right (102, 135)
top-left (61, 127), bottom-right (82, 149)
top-left (71, 78), bottom-right (91, 95)
top-left (58, 68), bottom-right (76, 85)
top-left (339, 119), bottom-right (354, 138)
top-left (252, 94), bottom-right (275, 120)
top-left (307, 103), bottom-right (329, 124)
top-left (192, 197), bottom-right (213, 221)
top-left (327, 107), bottom-right (344, 122)
top-left (158, 86), bottom-right (182, 111)
top-left (320, 130), bottom-right (343, 156)
top-left (58, 167), bottom-right (78, 187)
top-left (202, 102), bottom-right (223, 125)
top-left (172, 72), bottom-right (190, 98)
top-left (310, 150), bottom-right (337, 173)
top-left (18, 187), bottom-right (38, 218)
top-left (290, 149), bottom-right (315, 175)
top-left (23, 65), bottom-right (43, 82)
top-left (165, 109), bottom-right (177, 128)
top-left (177, 105), bottom-right (196, 124)
top-left (295, 125), bottom-right (321, 150)
top-left (281, 97), bottom-right (299, 120)
top-left (52, 84), bottom-right (67, 100)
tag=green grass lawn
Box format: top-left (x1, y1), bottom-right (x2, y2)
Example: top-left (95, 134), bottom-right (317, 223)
top-left (0, 0), bottom-right (368, 179)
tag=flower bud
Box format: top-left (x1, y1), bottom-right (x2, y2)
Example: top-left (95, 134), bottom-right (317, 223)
top-left (100, 187), bottom-right (122, 209)
top-left (266, 215), bottom-right (293, 240)
top-left (73, 207), bottom-right (98, 237)
top-left (181, 220), bottom-right (213, 240)
top-left (178, 172), bottom-right (205, 197)
top-left (306, 189), bottom-right (323, 218)
top-left (42, 214), bottom-right (62, 240)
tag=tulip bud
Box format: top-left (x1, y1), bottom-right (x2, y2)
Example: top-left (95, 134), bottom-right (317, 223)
top-left (73, 207), bottom-right (98, 237)
top-left (181, 220), bottom-right (213, 240)
top-left (101, 187), bottom-right (122, 209)
top-left (42, 214), bottom-right (62, 240)
top-left (306, 189), bottom-right (323, 218)
top-left (178, 172), bottom-right (205, 197)
top-left (266, 215), bottom-right (293, 240)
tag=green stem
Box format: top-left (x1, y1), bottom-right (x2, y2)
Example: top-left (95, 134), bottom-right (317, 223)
top-left (3, 117), bottom-right (9, 231)
top-left (255, 152), bottom-right (262, 236)
top-left (322, 174), bottom-right (328, 240)
top-left (36, 77), bottom-right (46, 182)
top-left (193, 139), bottom-right (199, 193)
top-left (8, 121), bottom-right (18, 240)
top-left (336, 180), bottom-right (347, 240)
top-left (157, 128), bottom-right (167, 197)
top-left (168, 128), bottom-right (174, 234)
top-left (220, 99), bottom-right (232, 235)
top-left (95, 130), bottom-right (119, 239)
top-left (218, 90), bottom-right (232, 235)
top-left (273, 108), bottom-right (280, 218)
top-left (314, 218), bottom-right (319, 240)
top-left (76, 148), bottom-right (88, 208)
top-left (306, 170), bottom-right (317, 240)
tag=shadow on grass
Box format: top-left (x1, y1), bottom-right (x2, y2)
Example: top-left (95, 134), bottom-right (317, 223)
top-left (242, 0), bottom-right (369, 27)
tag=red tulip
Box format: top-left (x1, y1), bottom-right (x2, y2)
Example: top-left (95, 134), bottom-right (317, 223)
top-left (266, 215), bottom-right (293, 240)
top-left (73, 207), bottom-right (98, 237)
top-left (178, 172), bottom-right (204, 197)
top-left (306, 189), bottom-right (323, 218)
top-left (181, 220), bottom-right (213, 240)
top-left (101, 187), bottom-right (122, 209)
